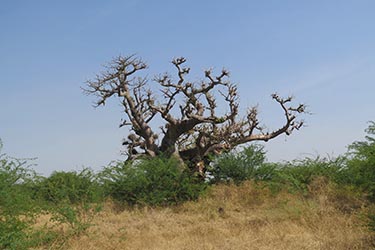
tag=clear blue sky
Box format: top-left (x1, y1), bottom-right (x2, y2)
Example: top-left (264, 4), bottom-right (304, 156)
top-left (1, 0), bottom-right (374, 175)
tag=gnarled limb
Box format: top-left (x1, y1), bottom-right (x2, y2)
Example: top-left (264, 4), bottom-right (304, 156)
top-left (83, 55), bottom-right (158, 157)
top-left (85, 55), bottom-right (307, 173)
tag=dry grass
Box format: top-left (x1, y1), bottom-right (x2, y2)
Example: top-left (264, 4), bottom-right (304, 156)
top-left (35, 180), bottom-right (374, 250)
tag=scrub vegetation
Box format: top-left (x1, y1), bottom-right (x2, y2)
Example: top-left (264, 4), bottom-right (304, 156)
top-left (1, 122), bottom-right (375, 249)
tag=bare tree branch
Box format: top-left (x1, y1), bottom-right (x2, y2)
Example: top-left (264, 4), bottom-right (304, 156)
top-left (85, 55), bottom-right (307, 174)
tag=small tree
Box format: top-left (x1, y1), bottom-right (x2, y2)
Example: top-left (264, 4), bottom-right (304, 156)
top-left (84, 55), bottom-right (306, 173)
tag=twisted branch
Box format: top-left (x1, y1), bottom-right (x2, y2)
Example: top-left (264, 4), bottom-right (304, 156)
top-left (85, 55), bottom-right (307, 171)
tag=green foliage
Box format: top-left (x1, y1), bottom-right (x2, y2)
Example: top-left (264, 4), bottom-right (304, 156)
top-left (33, 168), bottom-right (104, 238)
top-left (0, 216), bottom-right (29, 250)
top-left (339, 121), bottom-right (375, 201)
top-left (50, 202), bottom-right (102, 237)
top-left (0, 155), bottom-right (38, 215)
top-left (209, 144), bottom-right (346, 195)
top-left (273, 156), bottom-right (344, 194)
top-left (0, 141), bottom-right (41, 250)
top-left (36, 168), bottom-right (104, 204)
top-left (99, 156), bottom-right (206, 206)
top-left (209, 144), bottom-right (271, 184)
top-left (0, 140), bottom-right (103, 249)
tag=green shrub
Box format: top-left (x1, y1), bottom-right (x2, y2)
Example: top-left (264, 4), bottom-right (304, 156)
top-left (339, 121), bottom-right (375, 201)
top-left (36, 168), bottom-right (103, 204)
top-left (99, 156), bottom-right (206, 206)
top-left (209, 144), bottom-right (269, 184)
top-left (50, 202), bottom-right (102, 237)
top-left (0, 216), bottom-right (29, 250)
top-left (273, 156), bottom-right (344, 194)
top-left (0, 141), bottom-right (40, 249)
top-left (31, 168), bottom-right (104, 239)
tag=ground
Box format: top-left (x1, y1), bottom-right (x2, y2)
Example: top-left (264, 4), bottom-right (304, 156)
top-left (34, 181), bottom-right (374, 250)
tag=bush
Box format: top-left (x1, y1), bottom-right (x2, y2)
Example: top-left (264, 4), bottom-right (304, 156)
top-left (339, 121), bottom-right (375, 201)
top-left (0, 141), bottom-right (40, 249)
top-left (273, 156), bottom-right (344, 194)
top-left (99, 156), bottom-right (206, 206)
top-left (209, 144), bottom-right (270, 184)
top-left (32, 168), bottom-right (104, 238)
top-left (36, 168), bottom-right (103, 204)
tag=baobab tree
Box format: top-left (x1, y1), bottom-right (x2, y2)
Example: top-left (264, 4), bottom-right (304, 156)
top-left (84, 55), bottom-right (306, 174)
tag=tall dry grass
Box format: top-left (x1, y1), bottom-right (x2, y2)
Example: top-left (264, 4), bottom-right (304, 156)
top-left (34, 179), bottom-right (374, 250)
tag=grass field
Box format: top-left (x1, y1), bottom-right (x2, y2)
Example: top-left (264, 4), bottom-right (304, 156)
top-left (3, 125), bottom-right (375, 249)
top-left (34, 180), bottom-right (374, 250)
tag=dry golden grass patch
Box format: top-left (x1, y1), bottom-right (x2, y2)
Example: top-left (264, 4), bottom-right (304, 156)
top-left (35, 181), bottom-right (374, 250)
